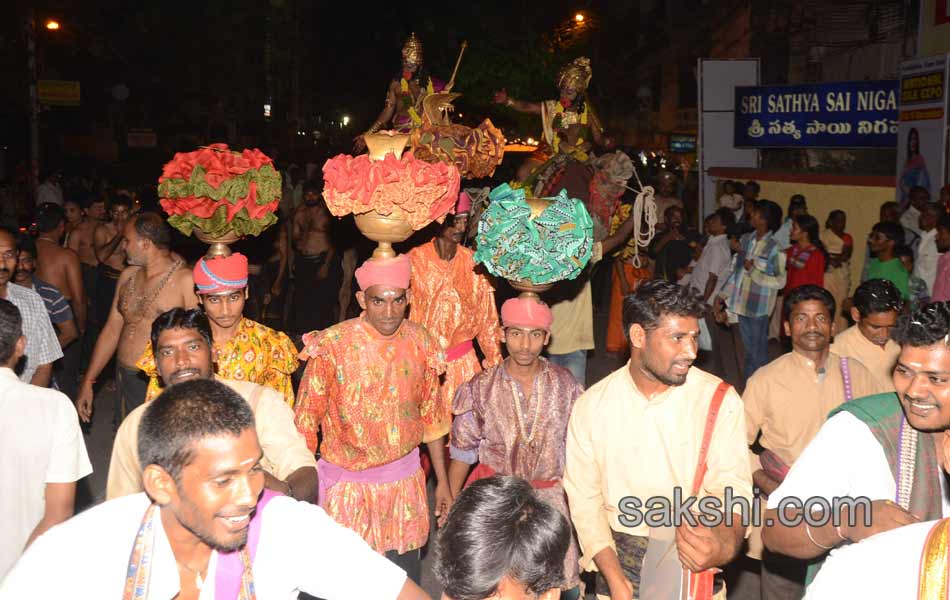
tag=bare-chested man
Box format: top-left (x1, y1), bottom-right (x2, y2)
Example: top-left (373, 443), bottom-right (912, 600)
top-left (63, 199), bottom-right (84, 243)
top-left (68, 194), bottom-right (107, 371)
top-left (77, 212), bottom-right (197, 423)
top-left (34, 203), bottom-right (87, 332)
top-left (67, 195), bottom-right (106, 268)
top-left (93, 196), bottom-right (131, 328)
top-left (291, 179), bottom-right (339, 334)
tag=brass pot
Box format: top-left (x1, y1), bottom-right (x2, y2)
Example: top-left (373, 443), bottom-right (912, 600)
top-left (354, 207), bottom-right (414, 259)
top-left (365, 132), bottom-right (411, 161)
top-left (194, 229), bottom-right (241, 258)
top-left (509, 279), bottom-right (553, 300)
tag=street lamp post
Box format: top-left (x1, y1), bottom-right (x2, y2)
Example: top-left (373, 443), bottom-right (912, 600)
top-left (25, 12), bottom-right (40, 202)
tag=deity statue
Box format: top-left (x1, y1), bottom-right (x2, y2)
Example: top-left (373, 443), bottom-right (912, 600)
top-left (494, 57), bottom-right (626, 227)
top-left (355, 34), bottom-right (504, 179)
top-left (354, 33), bottom-right (447, 153)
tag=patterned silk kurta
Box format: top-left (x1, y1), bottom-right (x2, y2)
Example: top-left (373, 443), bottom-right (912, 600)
top-left (294, 315), bottom-right (446, 553)
top-left (137, 318), bottom-right (299, 406)
top-left (408, 240), bottom-right (502, 439)
top-left (450, 358), bottom-right (584, 588)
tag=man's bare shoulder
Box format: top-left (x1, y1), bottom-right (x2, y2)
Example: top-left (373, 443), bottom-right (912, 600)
top-left (94, 222), bottom-right (115, 239)
top-left (76, 219), bottom-right (98, 235)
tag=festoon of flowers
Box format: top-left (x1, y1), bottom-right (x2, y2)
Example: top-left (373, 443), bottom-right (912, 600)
top-left (158, 144), bottom-right (281, 237)
top-left (322, 150), bottom-right (460, 230)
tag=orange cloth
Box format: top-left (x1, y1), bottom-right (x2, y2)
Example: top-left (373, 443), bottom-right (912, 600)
top-left (408, 241), bottom-right (502, 437)
top-left (293, 315), bottom-right (445, 553)
top-left (606, 262), bottom-right (652, 353)
top-left (137, 317), bottom-right (299, 405)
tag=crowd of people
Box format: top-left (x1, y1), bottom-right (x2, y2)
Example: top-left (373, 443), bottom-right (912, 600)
top-left (0, 166), bottom-right (949, 600)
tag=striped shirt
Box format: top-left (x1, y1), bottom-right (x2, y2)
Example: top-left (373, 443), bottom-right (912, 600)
top-left (4, 284), bottom-right (63, 382)
top-left (28, 276), bottom-right (73, 325)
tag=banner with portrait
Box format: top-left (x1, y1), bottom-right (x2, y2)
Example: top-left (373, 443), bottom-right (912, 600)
top-left (896, 54), bottom-right (950, 204)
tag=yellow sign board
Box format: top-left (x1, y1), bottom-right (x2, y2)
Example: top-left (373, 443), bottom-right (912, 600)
top-left (38, 80), bottom-right (80, 106)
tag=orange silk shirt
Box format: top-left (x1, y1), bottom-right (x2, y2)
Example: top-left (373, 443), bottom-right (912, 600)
top-left (294, 315), bottom-right (447, 470)
top-left (408, 240), bottom-right (502, 436)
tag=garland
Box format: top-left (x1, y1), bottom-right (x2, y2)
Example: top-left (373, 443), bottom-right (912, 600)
top-left (400, 77), bottom-right (435, 127)
top-left (552, 101), bottom-right (589, 160)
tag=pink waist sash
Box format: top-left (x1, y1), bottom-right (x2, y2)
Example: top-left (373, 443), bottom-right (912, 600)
top-left (445, 339), bottom-right (474, 362)
top-left (317, 447), bottom-right (421, 507)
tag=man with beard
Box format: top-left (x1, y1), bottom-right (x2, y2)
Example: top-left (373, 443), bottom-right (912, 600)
top-left (107, 308), bottom-right (316, 502)
top-left (14, 235), bottom-right (80, 397)
top-left (408, 192), bottom-right (502, 444)
top-left (291, 179), bottom-right (339, 334)
top-left (0, 229), bottom-right (61, 385)
top-left (78, 212), bottom-right (197, 423)
top-left (565, 280), bottom-right (752, 599)
top-left (294, 254), bottom-right (451, 584)
top-left (135, 253), bottom-right (298, 405)
top-left (447, 296), bottom-right (583, 599)
top-left (831, 279), bottom-right (904, 391)
top-left (0, 378), bottom-right (430, 599)
top-left (742, 285), bottom-right (882, 598)
top-left (762, 301), bottom-right (950, 585)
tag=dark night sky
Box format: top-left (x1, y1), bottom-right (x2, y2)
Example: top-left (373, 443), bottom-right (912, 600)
top-left (3, 0), bottom-right (637, 173)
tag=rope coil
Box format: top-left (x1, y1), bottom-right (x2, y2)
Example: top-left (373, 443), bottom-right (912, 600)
top-left (624, 165), bottom-right (657, 268)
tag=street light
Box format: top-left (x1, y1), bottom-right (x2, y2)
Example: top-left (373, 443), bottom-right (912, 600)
top-left (45, 20), bottom-right (60, 30)
top-left (342, 115), bottom-right (350, 126)
top-left (574, 12), bottom-right (585, 22)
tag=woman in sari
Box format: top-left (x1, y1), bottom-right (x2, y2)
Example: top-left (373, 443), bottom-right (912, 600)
top-left (820, 209), bottom-right (853, 332)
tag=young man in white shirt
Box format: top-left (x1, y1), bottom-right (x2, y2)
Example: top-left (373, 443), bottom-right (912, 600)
top-left (915, 203), bottom-right (942, 294)
top-left (762, 301), bottom-right (950, 584)
top-left (804, 303), bottom-right (950, 599)
top-left (0, 298), bottom-right (92, 579)
top-left (0, 378), bottom-right (429, 599)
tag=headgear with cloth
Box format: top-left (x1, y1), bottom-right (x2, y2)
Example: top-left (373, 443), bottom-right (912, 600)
top-left (193, 253), bottom-right (249, 294)
top-left (454, 191), bottom-right (472, 216)
top-left (355, 254), bottom-right (412, 291)
top-left (501, 297), bottom-right (554, 331)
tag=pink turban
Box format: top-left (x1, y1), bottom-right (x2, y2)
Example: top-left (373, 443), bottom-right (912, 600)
top-left (455, 191), bottom-right (472, 215)
top-left (194, 253), bottom-right (248, 294)
top-left (355, 254), bottom-right (411, 291)
top-left (501, 297), bottom-right (553, 331)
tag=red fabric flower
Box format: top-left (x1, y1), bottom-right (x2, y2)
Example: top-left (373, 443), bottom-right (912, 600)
top-left (323, 151), bottom-right (459, 230)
